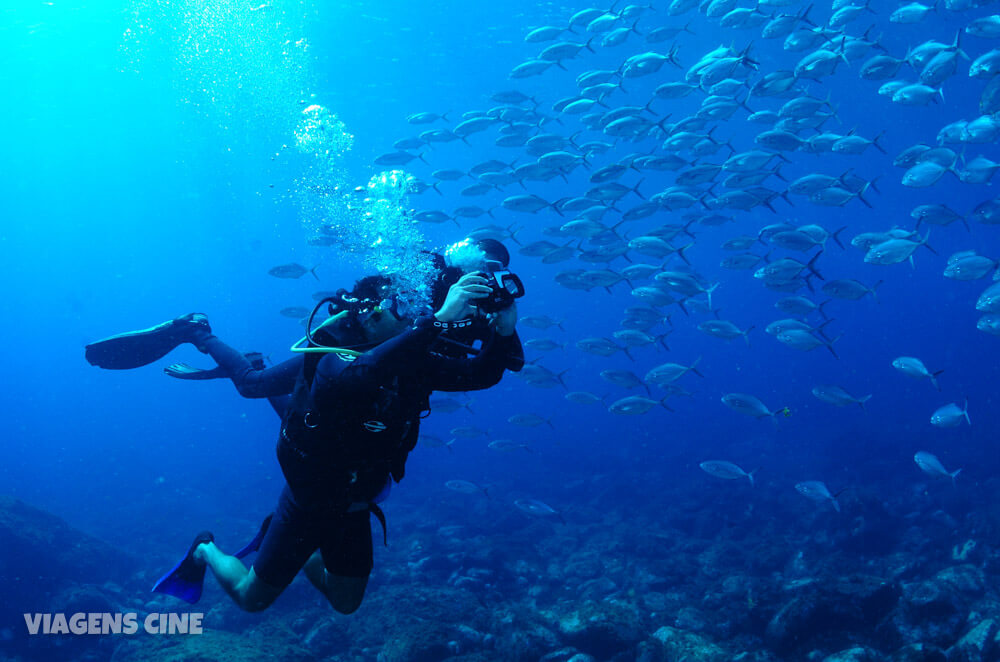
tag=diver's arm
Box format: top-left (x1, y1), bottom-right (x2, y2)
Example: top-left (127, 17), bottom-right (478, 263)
top-left (198, 335), bottom-right (302, 398)
top-left (424, 328), bottom-right (523, 392)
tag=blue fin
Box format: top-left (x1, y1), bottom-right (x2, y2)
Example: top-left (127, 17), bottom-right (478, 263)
top-left (151, 515), bottom-right (270, 604)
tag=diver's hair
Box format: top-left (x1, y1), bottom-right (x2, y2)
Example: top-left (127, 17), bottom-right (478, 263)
top-left (350, 274), bottom-right (393, 302)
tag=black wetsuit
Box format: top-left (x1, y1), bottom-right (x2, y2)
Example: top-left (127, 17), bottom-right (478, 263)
top-left (199, 315), bottom-right (522, 588)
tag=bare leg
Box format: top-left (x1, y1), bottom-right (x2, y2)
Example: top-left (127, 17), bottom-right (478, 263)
top-left (303, 551), bottom-right (369, 614)
top-left (194, 542), bottom-right (282, 612)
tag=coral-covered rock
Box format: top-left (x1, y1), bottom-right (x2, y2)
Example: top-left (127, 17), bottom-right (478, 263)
top-left (934, 566), bottom-right (985, 598)
top-left (884, 579), bottom-right (966, 648)
top-left (890, 643), bottom-right (948, 662)
top-left (111, 626), bottom-right (315, 662)
top-left (946, 618), bottom-right (998, 662)
top-left (550, 600), bottom-right (646, 659)
top-left (650, 626), bottom-right (731, 661)
top-left (0, 496), bottom-right (138, 658)
top-left (378, 622), bottom-right (455, 662)
top-left (822, 646), bottom-right (882, 662)
top-left (765, 576), bottom-right (900, 656)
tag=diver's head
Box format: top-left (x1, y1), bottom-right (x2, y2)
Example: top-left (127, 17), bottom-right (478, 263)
top-left (357, 305), bottom-right (409, 345)
top-left (310, 275), bottom-right (412, 350)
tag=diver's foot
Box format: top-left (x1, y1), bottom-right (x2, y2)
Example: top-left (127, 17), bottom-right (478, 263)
top-left (173, 313), bottom-right (213, 351)
top-left (192, 540), bottom-right (214, 566)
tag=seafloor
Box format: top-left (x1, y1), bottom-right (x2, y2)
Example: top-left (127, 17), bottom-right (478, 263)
top-left (2, 466), bottom-right (999, 662)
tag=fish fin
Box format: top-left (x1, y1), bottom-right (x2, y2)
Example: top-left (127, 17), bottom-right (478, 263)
top-left (872, 130), bottom-right (887, 154)
top-left (690, 355), bottom-right (704, 378)
top-left (858, 395), bottom-right (872, 411)
top-left (931, 369), bottom-right (944, 391)
top-left (951, 468), bottom-right (962, 486)
top-left (963, 397), bottom-right (971, 425)
top-left (832, 226), bottom-right (847, 250)
top-left (806, 251), bottom-right (824, 281)
top-left (309, 265), bottom-right (321, 281)
top-left (826, 334), bottom-right (843, 359)
top-left (870, 280), bottom-right (883, 304)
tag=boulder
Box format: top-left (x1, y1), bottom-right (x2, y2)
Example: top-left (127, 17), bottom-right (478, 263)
top-left (111, 626), bottom-right (315, 662)
top-left (946, 618), bottom-right (999, 662)
top-left (0, 496), bottom-right (138, 657)
top-left (822, 646), bottom-right (882, 662)
top-left (551, 601), bottom-right (646, 660)
top-left (884, 579), bottom-right (967, 649)
top-left (650, 626), bottom-right (731, 661)
top-left (765, 576), bottom-right (900, 656)
top-left (890, 643), bottom-right (948, 662)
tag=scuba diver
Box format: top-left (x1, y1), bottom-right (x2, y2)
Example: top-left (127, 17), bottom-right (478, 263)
top-left (84, 239), bottom-right (524, 613)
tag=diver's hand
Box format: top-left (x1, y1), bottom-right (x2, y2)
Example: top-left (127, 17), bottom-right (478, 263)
top-left (435, 273), bottom-right (491, 322)
top-left (493, 302), bottom-right (517, 336)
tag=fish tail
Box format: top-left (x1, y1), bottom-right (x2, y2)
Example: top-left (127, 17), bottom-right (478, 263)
top-left (872, 130), bottom-right (887, 154)
top-left (677, 242), bottom-right (695, 266)
top-left (951, 468), bottom-right (962, 486)
top-left (743, 326), bottom-right (755, 347)
top-left (931, 370), bottom-right (944, 391)
top-left (826, 335), bottom-right (843, 360)
top-left (856, 182), bottom-right (873, 208)
top-left (556, 369), bottom-right (571, 389)
top-left (922, 229), bottom-right (938, 255)
top-left (690, 355), bottom-right (704, 378)
top-left (870, 280), bottom-right (883, 304)
top-left (832, 226), bottom-right (847, 250)
top-left (807, 251), bottom-right (825, 280)
top-left (963, 397), bottom-right (971, 425)
top-left (859, 394), bottom-right (872, 410)
top-left (309, 265), bottom-right (321, 281)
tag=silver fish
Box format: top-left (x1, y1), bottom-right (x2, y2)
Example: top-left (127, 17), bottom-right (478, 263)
top-left (930, 400), bottom-right (970, 428)
top-left (795, 481), bottom-right (840, 511)
top-left (812, 385), bottom-right (871, 409)
top-left (891, 357), bottom-right (943, 390)
top-left (914, 451), bottom-right (961, 484)
top-left (608, 395), bottom-right (670, 415)
top-left (445, 480), bottom-right (488, 496)
top-left (721, 393), bottom-right (780, 419)
top-left (699, 460), bottom-right (756, 486)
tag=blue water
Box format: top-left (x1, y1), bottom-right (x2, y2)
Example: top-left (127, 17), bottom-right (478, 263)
top-left (2, 0), bottom-right (1000, 657)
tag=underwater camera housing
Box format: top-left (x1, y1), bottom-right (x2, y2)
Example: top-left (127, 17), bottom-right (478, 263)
top-left (478, 260), bottom-right (525, 313)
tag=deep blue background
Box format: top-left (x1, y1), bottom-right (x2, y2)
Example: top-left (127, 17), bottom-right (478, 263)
top-left (1, 0), bottom-right (997, 572)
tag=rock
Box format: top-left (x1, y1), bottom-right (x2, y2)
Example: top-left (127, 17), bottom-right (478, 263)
top-left (890, 643), bottom-right (947, 662)
top-left (378, 622), bottom-right (456, 662)
top-left (540, 648), bottom-right (582, 662)
top-left (765, 576), bottom-right (900, 656)
top-left (111, 627), bottom-right (315, 662)
top-left (946, 619), bottom-right (998, 662)
top-left (822, 646), bottom-right (882, 662)
top-left (301, 619), bottom-right (349, 658)
top-left (674, 606), bottom-right (709, 632)
top-left (551, 601), bottom-right (645, 659)
top-left (0, 496), bottom-right (138, 657)
top-left (934, 566), bottom-right (985, 598)
top-left (504, 625), bottom-right (561, 662)
top-left (651, 626), bottom-right (731, 661)
top-left (884, 580), bottom-right (966, 649)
